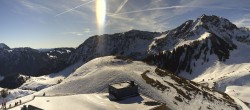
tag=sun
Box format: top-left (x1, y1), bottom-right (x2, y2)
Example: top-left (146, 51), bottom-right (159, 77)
top-left (96, 0), bottom-right (106, 35)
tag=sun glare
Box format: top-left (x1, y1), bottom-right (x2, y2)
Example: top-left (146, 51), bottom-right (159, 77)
top-left (96, 0), bottom-right (106, 35)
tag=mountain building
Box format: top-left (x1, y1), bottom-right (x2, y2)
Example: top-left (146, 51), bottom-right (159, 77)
top-left (109, 81), bottom-right (139, 100)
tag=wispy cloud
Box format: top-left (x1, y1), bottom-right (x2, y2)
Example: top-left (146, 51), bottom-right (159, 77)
top-left (55, 0), bottom-right (95, 17)
top-left (63, 32), bottom-right (84, 36)
top-left (63, 28), bottom-right (92, 36)
top-left (234, 14), bottom-right (250, 28)
top-left (19, 0), bottom-right (53, 13)
top-left (83, 28), bottom-right (91, 33)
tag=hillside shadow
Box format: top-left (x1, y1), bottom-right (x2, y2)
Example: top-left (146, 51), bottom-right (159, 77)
top-left (107, 95), bottom-right (144, 104)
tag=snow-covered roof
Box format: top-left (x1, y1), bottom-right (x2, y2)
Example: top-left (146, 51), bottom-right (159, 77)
top-left (110, 81), bottom-right (135, 89)
top-left (111, 82), bottom-right (130, 89)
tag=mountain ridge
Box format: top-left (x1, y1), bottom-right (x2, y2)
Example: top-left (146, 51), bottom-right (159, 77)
top-left (0, 43), bottom-right (10, 50)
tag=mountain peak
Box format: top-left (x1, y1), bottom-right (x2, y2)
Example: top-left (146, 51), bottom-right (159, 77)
top-left (198, 14), bottom-right (221, 21)
top-left (196, 14), bottom-right (238, 30)
top-left (0, 43), bottom-right (10, 49)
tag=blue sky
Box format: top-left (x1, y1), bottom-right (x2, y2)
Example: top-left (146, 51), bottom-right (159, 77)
top-left (1, 0), bottom-right (250, 48)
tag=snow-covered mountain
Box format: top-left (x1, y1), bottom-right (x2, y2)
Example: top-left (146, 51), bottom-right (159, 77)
top-left (0, 44), bottom-right (75, 88)
top-left (146, 14), bottom-right (249, 74)
top-left (146, 15), bottom-right (250, 108)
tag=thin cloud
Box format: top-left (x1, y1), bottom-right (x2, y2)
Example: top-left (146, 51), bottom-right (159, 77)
top-left (55, 0), bottom-right (95, 17)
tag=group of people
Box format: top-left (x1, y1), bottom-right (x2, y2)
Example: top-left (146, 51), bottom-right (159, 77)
top-left (1, 100), bottom-right (22, 109)
top-left (14, 100), bottom-right (22, 107)
top-left (10, 100), bottom-right (22, 108)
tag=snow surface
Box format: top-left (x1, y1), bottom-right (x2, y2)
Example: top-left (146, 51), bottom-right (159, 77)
top-left (174, 32), bottom-right (211, 49)
top-left (10, 93), bottom-right (160, 110)
top-left (111, 82), bottom-right (131, 89)
top-left (226, 86), bottom-right (250, 105)
top-left (230, 96), bottom-right (250, 110)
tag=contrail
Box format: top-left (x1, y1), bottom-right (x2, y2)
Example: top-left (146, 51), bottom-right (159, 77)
top-left (110, 5), bottom-right (250, 16)
top-left (55, 0), bottom-right (95, 17)
top-left (110, 5), bottom-right (189, 16)
top-left (114, 0), bottom-right (128, 14)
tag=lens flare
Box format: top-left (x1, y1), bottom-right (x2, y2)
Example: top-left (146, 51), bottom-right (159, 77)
top-left (96, 0), bottom-right (106, 35)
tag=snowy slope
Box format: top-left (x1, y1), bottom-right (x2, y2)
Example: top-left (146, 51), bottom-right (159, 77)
top-left (18, 61), bottom-right (83, 91)
top-left (33, 56), bottom-right (240, 110)
top-left (0, 88), bottom-right (35, 104)
top-left (191, 40), bottom-right (250, 90)
top-left (176, 33), bottom-right (250, 110)
top-left (0, 61), bottom-right (83, 104)
top-left (226, 86), bottom-right (250, 108)
top-left (10, 93), bottom-right (161, 110)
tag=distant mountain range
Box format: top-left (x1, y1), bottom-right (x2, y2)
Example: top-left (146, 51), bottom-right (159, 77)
top-left (0, 44), bottom-right (74, 88)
